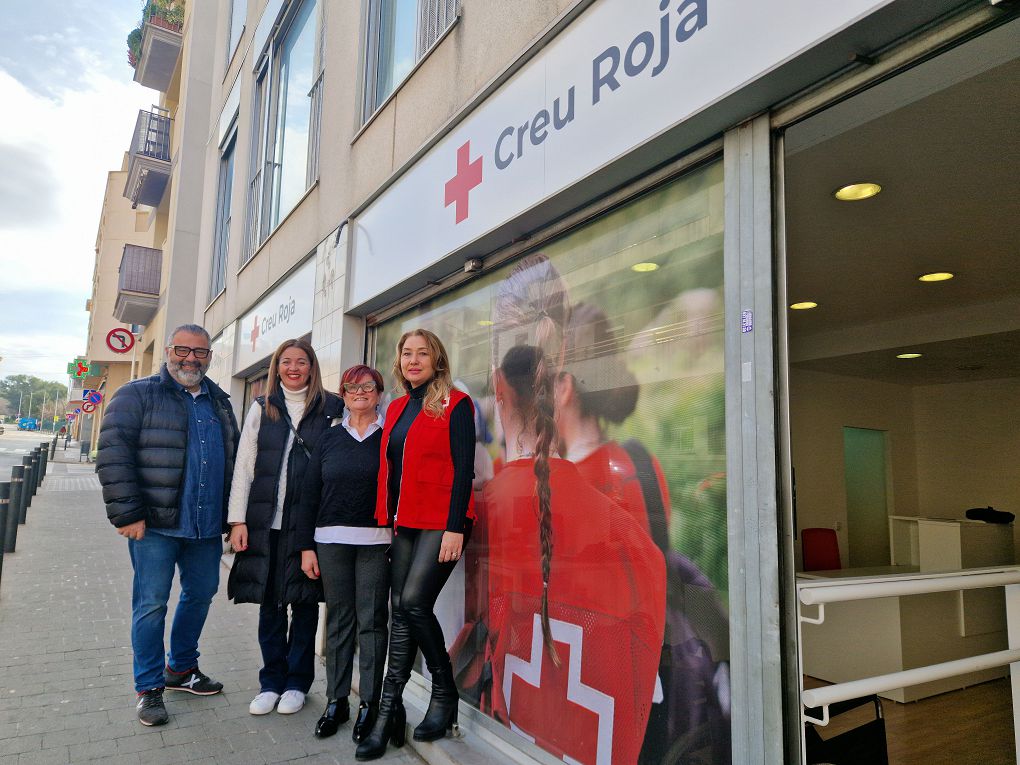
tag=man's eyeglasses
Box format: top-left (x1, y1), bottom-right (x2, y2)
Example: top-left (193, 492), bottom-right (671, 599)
top-left (170, 345), bottom-right (211, 359)
top-left (343, 382), bottom-right (377, 394)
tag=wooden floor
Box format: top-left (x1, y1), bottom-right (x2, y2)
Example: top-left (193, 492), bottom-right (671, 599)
top-left (806, 677), bottom-right (1014, 765)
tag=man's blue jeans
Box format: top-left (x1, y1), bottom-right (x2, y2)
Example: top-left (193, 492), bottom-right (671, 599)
top-left (128, 533), bottom-right (222, 693)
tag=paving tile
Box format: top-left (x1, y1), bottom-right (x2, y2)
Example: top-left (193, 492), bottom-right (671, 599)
top-left (14, 747), bottom-right (69, 765)
top-left (0, 469), bottom-right (426, 765)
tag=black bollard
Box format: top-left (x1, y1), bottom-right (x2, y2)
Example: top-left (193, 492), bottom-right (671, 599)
top-left (30, 450), bottom-right (40, 493)
top-left (38, 442), bottom-right (48, 486)
top-left (50, 437), bottom-right (57, 460)
top-left (0, 481), bottom-right (8, 587)
top-left (6, 467), bottom-right (22, 551)
top-left (21, 457), bottom-right (34, 519)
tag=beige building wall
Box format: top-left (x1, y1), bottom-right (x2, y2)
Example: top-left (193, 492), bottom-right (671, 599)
top-left (85, 156), bottom-right (155, 448)
top-left (87, 158), bottom-right (153, 367)
top-left (199, 0), bottom-right (580, 359)
top-left (122, 0), bottom-right (219, 375)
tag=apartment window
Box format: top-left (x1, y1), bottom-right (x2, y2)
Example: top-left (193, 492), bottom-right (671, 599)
top-left (364, 0), bottom-right (458, 117)
top-left (227, 0), bottom-right (246, 65)
top-left (210, 131), bottom-right (236, 299)
top-left (243, 0), bottom-right (323, 263)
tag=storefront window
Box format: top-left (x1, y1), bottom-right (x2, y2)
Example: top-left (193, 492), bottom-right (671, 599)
top-left (375, 161), bottom-right (729, 764)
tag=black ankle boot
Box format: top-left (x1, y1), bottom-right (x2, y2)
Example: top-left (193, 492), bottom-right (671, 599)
top-left (352, 700), bottom-right (378, 743)
top-left (355, 681), bottom-right (406, 761)
top-left (314, 698), bottom-right (350, 738)
top-left (413, 662), bottom-right (459, 742)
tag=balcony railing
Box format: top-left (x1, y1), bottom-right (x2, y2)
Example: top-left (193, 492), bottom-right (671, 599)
top-left (124, 108), bottom-right (172, 209)
top-left (114, 245), bottom-right (162, 325)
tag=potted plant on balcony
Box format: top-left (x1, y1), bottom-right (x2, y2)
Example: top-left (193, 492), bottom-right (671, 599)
top-left (145, 0), bottom-right (185, 33)
top-left (126, 0), bottom-right (185, 69)
top-left (127, 27), bottom-right (142, 68)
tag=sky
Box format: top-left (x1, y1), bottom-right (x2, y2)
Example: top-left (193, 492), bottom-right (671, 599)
top-left (0, 0), bottom-right (157, 383)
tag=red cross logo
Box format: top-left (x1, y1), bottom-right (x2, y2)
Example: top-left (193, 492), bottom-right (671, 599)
top-left (503, 615), bottom-right (614, 765)
top-left (444, 141), bottom-right (483, 224)
top-left (250, 314), bottom-right (260, 352)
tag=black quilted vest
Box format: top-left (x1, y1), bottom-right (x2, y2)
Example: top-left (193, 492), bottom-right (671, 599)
top-left (227, 390), bottom-right (341, 605)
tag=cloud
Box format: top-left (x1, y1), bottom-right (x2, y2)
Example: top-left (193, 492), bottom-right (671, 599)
top-left (1, 1), bottom-right (142, 99)
top-left (0, 1), bottom-right (157, 384)
top-left (0, 289), bottom-right (89, 382)
top-left (0, 143), bottom-right (58, 227)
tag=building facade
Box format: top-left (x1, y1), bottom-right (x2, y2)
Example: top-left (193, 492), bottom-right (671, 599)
top-left (85, 0), bottom-right (1020, 762)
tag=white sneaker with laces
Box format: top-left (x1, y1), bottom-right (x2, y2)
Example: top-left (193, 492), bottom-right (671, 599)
top-left (249, 691), bottom-right (280, 715)
top-left (277, 690), bottom-right (305, 714)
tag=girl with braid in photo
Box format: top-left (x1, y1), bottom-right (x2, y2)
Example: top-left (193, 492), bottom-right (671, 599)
top-left (484, 254), bottom-right (666, 765)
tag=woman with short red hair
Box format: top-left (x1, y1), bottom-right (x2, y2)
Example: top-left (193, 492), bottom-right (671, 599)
top-left (296, 364), bottom-right (391, 743)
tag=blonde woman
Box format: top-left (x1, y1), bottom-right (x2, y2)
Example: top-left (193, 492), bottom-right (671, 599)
top-left (356, 329), bottom-right (476, 760)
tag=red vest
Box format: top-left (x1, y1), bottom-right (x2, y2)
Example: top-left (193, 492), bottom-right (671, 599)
top-left (375, 388), bottom-right (476, 529)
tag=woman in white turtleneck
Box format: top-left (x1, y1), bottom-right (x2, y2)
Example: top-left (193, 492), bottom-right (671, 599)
top-left (224, 339), bottom-right (342, 717)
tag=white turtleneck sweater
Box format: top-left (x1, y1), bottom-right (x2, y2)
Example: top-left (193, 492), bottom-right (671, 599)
top-left (227, 386), bottom-right (307, 530)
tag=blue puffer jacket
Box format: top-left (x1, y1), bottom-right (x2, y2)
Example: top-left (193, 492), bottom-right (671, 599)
top-left (97, 364), bottom-right (240, 530)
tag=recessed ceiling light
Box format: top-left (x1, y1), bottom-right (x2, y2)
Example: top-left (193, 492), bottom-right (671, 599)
top-left (789, 301), bottom-right (818, 310)
top-left (896, 353), bottom-right (922, 359)
top-left (833, 182), bottom-right (882, 201)
top-left (918, 272), bottom-right (954, 282)
top-left (477, 319), bottom-right (494, 327)
top-left (631, 262), bottom-right (659, 273)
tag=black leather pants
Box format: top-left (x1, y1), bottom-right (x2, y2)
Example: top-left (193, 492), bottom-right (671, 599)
top-left (384, 526), bottom-right (467, 680)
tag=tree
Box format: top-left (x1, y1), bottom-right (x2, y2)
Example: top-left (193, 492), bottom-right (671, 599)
top-left (0, 376), bottom-right (68, 421)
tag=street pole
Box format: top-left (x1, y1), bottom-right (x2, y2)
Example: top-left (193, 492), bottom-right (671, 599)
top-left (130, 333), bottom-right (138, 380)
top-left (42, 391), bottom-right (49, 431)
top-left (17, 391), bottom-right (23, 418)
top-left (27, 391), bottom-right (33, 422)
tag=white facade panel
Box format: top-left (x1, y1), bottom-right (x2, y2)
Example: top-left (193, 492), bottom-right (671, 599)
top-left (235, 258), bottom-right (316, 372)
top-left (350, 0), bottom-right (893, 307)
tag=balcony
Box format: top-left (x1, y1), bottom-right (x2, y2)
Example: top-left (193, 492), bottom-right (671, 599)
top-left (133, 15), bottom-right (183, 92)
top-left (124, 108), bottom-right (172, 209)
top-left (114, 245), bottom-right (162, 325)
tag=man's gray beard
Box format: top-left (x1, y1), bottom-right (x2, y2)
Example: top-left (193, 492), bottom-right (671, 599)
top-left (169, 360), bottom-right (206, 387)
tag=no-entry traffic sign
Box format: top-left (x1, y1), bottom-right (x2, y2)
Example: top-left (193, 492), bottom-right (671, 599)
top-left (106, 328), bottom-right (135, 354)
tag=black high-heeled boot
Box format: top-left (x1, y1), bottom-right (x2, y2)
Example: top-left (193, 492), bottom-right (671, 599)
top-left (355, 680), bottom-right (406, 761)
top-left (413, 660), bottom-right (459, 742)
top-left (352, 700), bottom-right (378, 743)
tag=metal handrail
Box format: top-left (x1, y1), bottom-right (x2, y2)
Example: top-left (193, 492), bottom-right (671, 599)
top-left (799, 567), bottom-right (1020, 605)
top-left (798, 565), bottom-right (1020, 741)
top-left (802, 648), bottom-right (1020, 721)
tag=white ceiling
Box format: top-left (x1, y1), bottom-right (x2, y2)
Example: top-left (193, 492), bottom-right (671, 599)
top-left (784, 19), bottom-right (1020, 386)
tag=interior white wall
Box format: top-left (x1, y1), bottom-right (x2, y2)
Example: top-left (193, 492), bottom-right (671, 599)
top-left (790, 369), bottom-right (1020, 567)
top-left (912, 377), bottom-right (1020, 560)
top-left (789, 368), bottom-right (919, 566)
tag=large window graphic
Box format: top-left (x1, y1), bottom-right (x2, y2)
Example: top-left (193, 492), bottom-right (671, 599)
top-left (375, 162), bottom-right (730, 765)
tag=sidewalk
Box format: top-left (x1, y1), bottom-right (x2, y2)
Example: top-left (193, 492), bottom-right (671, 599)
top-left (0, 449), bottom-right (425, 765)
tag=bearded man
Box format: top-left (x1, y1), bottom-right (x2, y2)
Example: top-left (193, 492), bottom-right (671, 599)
top-left (97, 324), bottom-right (240, 726)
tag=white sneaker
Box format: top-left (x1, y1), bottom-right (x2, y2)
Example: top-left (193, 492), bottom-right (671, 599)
top-left (277, 690), bottom-right (305, 714)
top-left (249, 691), bottom-right (280, 715)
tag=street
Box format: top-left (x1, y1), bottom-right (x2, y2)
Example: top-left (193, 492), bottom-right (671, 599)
top-left (0, 428), bottom-right (64, 475)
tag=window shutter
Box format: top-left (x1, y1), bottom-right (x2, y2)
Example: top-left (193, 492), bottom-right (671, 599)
top-left (417, 0), bottom-right (459, 58)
